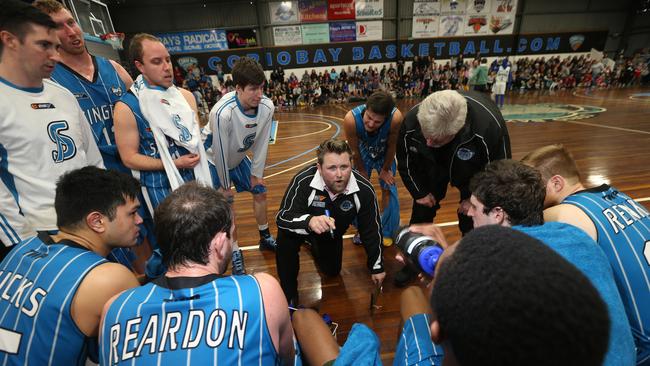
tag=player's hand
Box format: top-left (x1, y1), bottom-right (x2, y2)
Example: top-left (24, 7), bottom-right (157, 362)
top-left (458, 198), bottom-right (472, 215)
top-left (174, 154), bottom-right (200, 169)
top-left (371, 272), bottom-right (386, 286)
top-left (409, 223), bottom-right (450, 249)
top-left (415, 193), bottom-right (436, 207)
top-left (250, 175), bottom-right (266, 188)
top-left (308, 215), bottom-right (335, 235)
top-left (218, 187), bottom-right (235, 201)
top-left (378, 169), bottom-right (395, 186)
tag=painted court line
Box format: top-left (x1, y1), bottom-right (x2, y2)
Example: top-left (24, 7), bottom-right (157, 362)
top-left (562, 120), bottom-right (650, 135)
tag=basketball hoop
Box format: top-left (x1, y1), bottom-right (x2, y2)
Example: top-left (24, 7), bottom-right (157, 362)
top-left (101, 32), bottom-right (125, 50)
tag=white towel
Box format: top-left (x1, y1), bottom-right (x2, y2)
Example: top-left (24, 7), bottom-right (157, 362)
top-left (131, 75), bottom-right (211, 189)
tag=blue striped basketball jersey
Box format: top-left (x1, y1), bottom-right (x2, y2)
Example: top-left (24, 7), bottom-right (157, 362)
top-left (50, 56), bottom-right (129, 173)
top-left (0, 233), bottom-right (107, 365)
top-left (563, 185), bottom-right (650, 361)
top-left (351, 104), bottom-right (395, 163)
top-left (119, 91), bottom-right (195, 190)
top-left (100, 274), bottom-right (279, 365)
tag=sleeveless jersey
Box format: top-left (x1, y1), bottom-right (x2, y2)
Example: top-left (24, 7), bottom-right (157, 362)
top-left (495, 66), bottom-right (510, 84)
top-left (100, 274), bottom-right (279, 365)
top-left (0, 77), bottom-right (103, 246)
top-left (563, 185), bottom-right (650, 356)
top-left (351, 104), bottom-right (395, 162)
top-left (0, 233), bottom-right (107, 365)
top-left (50, 56), bottom-right (129, 174)
top-left (119, 91), bottom-right (195, 189)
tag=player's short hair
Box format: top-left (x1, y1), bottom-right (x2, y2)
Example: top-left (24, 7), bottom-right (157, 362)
top-left (32, 0), bottom-right (68, 15)
top-left (55, 167), bottom-right (140, 229)
top-left (417, 90), bottom-right (467, 138)
top-left (155, 182), bottom-right (232, 270)
top-left (128, 33), bottom-right (161, 65)
top-left (232, 56), bottom-right (266, 88)
top-left (366, 90), bottom-right (395, 118)
top-left (521, 144), bottom-right (581, 184)
top-left (0, 0), bottom-right (57, 57)
top-left (316, 138), bottom-right (353, 165)
top-left (469, 159), bottom-right (545, 226)
top-left (432, 225), bottom-right (610, 366)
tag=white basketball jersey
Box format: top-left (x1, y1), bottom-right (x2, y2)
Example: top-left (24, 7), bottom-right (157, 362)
top-left (0, 78), bottom-right (103, 246)
top-left (205, 91), bottom-right (274, 189)
top-left (496, 66), bottom-right (510, 84)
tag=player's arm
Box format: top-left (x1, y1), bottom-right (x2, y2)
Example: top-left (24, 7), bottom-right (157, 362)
top-left (209, 105), bottom-right (232, 190)
top-left (114, 101), bottom-right (164, 171)
top-left (544, 204), bottom-right (598, 241)
top-left (342, 111), bottom-right (367, 177)
top-left (254, 272), bottom-right (295, 364)
top-left (380, 109), bottom-right (404, 185)
top-left (109, 60), bottom-right (134, 89)
top-left (249, 103), bottom-right (274, 186)
top-left (77, 106), bottom-right (105, 168)
top-left (72, 262), bottom-right (140, 337)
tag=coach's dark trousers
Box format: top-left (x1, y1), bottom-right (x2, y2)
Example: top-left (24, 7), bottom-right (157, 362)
top-left (276, 228), bottom-right (343, 303)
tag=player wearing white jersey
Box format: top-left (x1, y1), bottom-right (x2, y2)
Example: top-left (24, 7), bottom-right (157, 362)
top-left (205, 57), bottom-right (277, 275)
top-left (0, 2), bottom-right (103, 254)
top-left (492, 58), bottom-right (510, 108)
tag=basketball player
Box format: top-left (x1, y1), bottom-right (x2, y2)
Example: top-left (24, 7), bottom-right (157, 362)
top-left (99, 183), bottom-right (295, 365)
top-left (343, 90), bottom-right (403, 245)
top-left (0, 0), bottom-right (103, 257)
top-left (34, 0), bottom-right (142, 271)
top-left (0, 166), bottom-right (140, 364)
top-left (492, 58), bottom-right (510, 108)
top-left (113, 33), bottom-right (212, 278)
top-left (204, 57), bottom-right (278, 274)
top-left (522, 144), bottom-right (650, 365)
top-left (33, 0), bottom-right (133, 173)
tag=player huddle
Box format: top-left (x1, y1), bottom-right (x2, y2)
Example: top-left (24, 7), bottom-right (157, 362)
top-left (0, 1), bottom-right (648, 365)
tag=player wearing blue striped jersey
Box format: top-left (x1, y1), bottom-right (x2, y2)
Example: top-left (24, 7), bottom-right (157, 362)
top-left (34, 0), bottom-right (133, 174)
top-left (114, 34), bottom-right (207, 278)
top-left (0, 2), bottom-right (103, 255)
top-left (0, 166), bottom-right (140, 365)
top-left (523, 144), bottom-right (650, 365)
top-left (204, 57), bottom-right (278, 269)
top-left (343, 91), bottom-right (403, 245)
top-left (100, 183), bottom-right (295, 365)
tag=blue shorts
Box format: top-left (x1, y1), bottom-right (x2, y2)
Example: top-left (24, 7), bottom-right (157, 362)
top-left (393, 313), bottom-right (444, 366)
top-left (209, 157), bottom-right (267, 195)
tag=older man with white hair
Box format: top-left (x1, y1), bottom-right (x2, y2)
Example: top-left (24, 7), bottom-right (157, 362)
top-left (394, 90), bottom-right (511, 286)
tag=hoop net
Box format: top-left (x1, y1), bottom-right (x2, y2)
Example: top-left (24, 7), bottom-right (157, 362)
top-left (101, 32), bottom-right (125, 50)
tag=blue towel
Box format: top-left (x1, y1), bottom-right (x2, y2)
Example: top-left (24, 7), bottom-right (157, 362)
top-left (334, 323), bottom-right (382, 366)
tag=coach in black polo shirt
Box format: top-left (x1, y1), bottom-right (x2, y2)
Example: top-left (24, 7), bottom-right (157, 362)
top-left (276, 139), bottom-right (385, 304)
top-left (395, 89), bottom-right (511, 286)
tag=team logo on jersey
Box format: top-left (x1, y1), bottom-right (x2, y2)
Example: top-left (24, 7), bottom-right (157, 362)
top-left (111, 86), bottom-right (124, 97)
top-left (245, 123), bottom-right (258, 128)
top-left (312, 200), bottom-right (326, 208)
top-left (47, 120), bottom-right (77, 163)
top-left (456, 147), bottom-right (475, 161)
top-left (340, 200), bottom-right (353, 212)
top-left (30, 103), bottom-right (55, 109)
top-left (160, 98), bottom-right (170, 106)
top-left (172, 114), bottom-right (192, 143)
top-left (73, 92), bottom-right (89, 100)
top-left (237, 133), bottom-right (256, 152)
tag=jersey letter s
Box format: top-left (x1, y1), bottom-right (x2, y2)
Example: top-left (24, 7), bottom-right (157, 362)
top-left (47, 121), bottom-right (77, 163)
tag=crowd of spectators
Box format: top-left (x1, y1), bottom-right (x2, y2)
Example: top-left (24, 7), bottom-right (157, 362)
top-left (173, 49), bottom-right (650, 112)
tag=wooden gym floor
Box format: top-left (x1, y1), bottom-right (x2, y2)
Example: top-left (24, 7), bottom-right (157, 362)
top-left (228, 87), bottom-right (650, 364)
